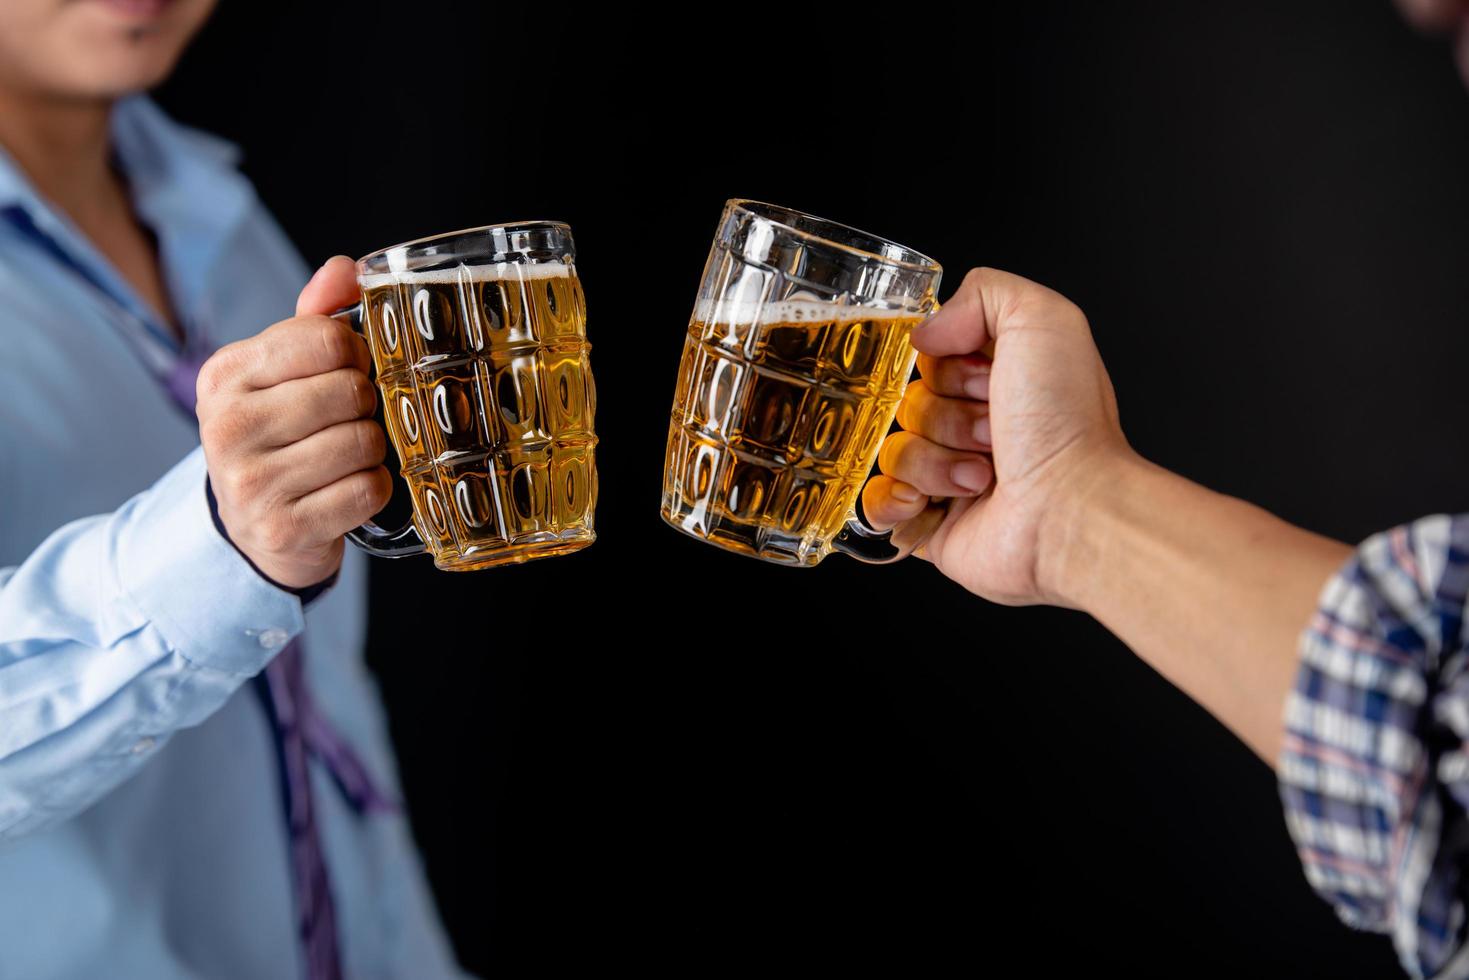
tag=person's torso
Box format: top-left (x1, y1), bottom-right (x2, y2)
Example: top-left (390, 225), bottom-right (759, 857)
top-left (0, 98), bottom-right (460, 980)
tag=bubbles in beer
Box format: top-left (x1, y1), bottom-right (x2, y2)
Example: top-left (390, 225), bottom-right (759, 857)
top-left (359, 258), bottom-right (595, 570)
top-left (662, 298), bottom-right (922, 565)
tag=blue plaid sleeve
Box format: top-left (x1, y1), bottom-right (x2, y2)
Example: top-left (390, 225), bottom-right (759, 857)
top-left (1279, 514), bottom-right (1469, 979)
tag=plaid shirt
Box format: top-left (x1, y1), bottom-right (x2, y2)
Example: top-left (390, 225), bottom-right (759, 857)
top-left (1279, 514), bottom-right (1469, 978)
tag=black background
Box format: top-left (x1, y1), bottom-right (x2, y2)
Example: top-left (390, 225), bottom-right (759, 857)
top-left (158, 2), bottom-right (1469, 975)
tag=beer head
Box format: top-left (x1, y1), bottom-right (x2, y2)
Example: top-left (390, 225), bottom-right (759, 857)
top-left (358, 259), bottom-right (574, 290)
top-left (692, 297), bottom-right (924, 326)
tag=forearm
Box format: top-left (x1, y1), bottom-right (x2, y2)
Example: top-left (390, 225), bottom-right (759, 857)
top-left (1047, 453), bottom-right (1352, 764)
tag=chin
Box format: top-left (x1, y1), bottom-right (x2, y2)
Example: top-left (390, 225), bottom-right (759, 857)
top-left (71, 49), bottom-right (186, 98)
top-left (43, 0), bottom-right (213, 100)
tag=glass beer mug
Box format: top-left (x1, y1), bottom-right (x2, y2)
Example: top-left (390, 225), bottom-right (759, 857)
top-left (335, 222), bottom-right (597, 570)
top-left (661, 200), bottom-right (942, 566)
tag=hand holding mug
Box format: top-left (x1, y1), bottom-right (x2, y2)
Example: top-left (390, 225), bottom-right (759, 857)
top-left (197, 257), bottom-right (391, 589)
top-left (863, 267), bottom-right (1131, 607)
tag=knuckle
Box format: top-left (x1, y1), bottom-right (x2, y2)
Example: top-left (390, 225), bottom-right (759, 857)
top-left (198, 415), bottom-right (225, 452)
top-left (214, 466), bottom-right (245, 502)
top-left (962, 267), bottom-right (996, 298)
top-left (315, 318), bottom-right (355, 369)
top-left (1042, 291), bottom-right (1084, 324)
top-left (222, 461), bottom-right (265, 503)
top-left (1020, 280), bottom-right (1085, 329)
top-left (352, 420), bottom-right (387, 465)
top-left (195, 364), bottom-right (218, 402)
top-left (346, 369), bottom-right (375, 415)
top-left (354, 468), bottom-right (392, 517)
top-left (353, 477), bottom-right (373, 518)
top-left (370, 468), bottom-right (394, 508)
top-left (349, 330), bottom-right (371, 365)
top-left (256, 515), bottom-right (298, 554)
top-left (198, 412), bottom-right (226, 449)
top-left (196, 346), bottom-right (238, 398)
top-left (359, 472), bottom-right (382, 515)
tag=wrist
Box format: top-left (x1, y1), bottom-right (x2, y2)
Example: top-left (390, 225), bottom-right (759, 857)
top-left (205, 476), bottom-right (339, 597)
top-left (1034, 444), bottom-right (1153, 610)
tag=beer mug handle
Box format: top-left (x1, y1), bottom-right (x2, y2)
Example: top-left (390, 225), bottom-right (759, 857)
top-left (831, 513), bottom-right (905, 563)
top-left (831, 503), bottom-right (945, 564)
top-left (331, 303), bottom-right (428, 558)
top-left (831, 301), bottom-right (952, 565)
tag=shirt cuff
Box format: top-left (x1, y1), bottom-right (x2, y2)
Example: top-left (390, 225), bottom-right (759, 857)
top-left (114, 447), bottom-right (305, 676)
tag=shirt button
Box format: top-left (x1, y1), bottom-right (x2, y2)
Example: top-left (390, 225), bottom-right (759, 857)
top-left (257, 628), bottom-right (290, 650)
top-left (131, 737), bottom-right (156, 755)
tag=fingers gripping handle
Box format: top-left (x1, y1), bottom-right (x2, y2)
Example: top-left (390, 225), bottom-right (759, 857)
top-left (331, 303), bottom-right (426, 558)
top-left (833, 301), bottom-right (948, 565)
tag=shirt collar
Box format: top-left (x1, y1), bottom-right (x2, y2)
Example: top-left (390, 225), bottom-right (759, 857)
top-left (0, 94), bottom-right (255, 344)
top-left (108, 95), bottom-right (255, 328)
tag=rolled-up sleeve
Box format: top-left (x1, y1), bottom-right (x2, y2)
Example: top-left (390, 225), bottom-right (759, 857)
top-left (0, 447), bottom-right (305, 841)
top-left (1279, 514), bottom-right (1469, 979)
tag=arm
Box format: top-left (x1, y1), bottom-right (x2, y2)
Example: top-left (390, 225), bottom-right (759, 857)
top-left (0, 448), bottom-right (304, 839)
top-left (865, 266), bottom-right (1347, 764)
top-left (866, 267), bottom-right (1469, 975)
top-left (0, 257), bottom-right (389, 840)
top-left (1044, 454), bottom-right (1352, 763)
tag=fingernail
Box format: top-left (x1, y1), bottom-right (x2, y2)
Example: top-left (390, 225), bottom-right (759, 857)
top-left (964, 369), bottom-right (990, 401)
top-left (972, 415), bottom-right (991, 446)
top-left (913, 308), bottom-right (943, 336)
top-left (952, 458), bottom-right (992, 493)
top-left (891, 483), bottom-right (922, 503)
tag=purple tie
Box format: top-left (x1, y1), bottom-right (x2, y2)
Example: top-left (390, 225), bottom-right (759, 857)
top-left (166, 337), bottom-right (397, 980)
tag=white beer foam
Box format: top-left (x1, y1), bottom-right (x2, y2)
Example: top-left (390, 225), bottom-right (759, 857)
top-left (694, 298), bottom-right (922, 325)
top-left (360, 261), bottom-right (572, 289)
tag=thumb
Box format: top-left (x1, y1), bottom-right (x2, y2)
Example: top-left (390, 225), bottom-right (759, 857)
top-left (296, 255), bottom-right (360, 317)
top-left (911, 266), bottom-right (1074, 358)
top-left (911, 267), bottom-right (1012, 358)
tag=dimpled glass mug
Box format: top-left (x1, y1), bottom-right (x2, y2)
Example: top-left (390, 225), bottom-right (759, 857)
top-left (661, 200), bottom-right (942, 566)
top-left (334, 223), bottom-right (597, 570)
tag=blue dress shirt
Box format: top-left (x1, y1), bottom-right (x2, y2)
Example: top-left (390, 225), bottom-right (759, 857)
top-left (0, 96), bottom-right (469, 979)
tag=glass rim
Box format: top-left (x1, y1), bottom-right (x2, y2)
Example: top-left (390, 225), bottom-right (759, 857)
top-left (356, 220), bottom-right (574, 272)
top-left (726, 199), bottom-right (940, 275)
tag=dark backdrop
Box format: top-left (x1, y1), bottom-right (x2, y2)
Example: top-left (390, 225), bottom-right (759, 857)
top-left (158, 2), bottom-right (1469, 975)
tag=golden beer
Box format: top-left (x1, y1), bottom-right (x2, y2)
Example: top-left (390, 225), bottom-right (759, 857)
top-left (356, 243), bottom-right (597, 571)
top-left (660, 200), bottom-right (940, 566)
top-left (662, 301), bottom-right (923, 565)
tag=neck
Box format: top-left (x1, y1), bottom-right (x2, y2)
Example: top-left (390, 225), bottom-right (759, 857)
top-left (0, 86), bottom-right (118, 220)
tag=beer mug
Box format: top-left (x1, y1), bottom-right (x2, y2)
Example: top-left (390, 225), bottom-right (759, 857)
top-left (335, 223), bottom-right (597, 571)
top-left (661, 200), bottom-right (942, 566)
